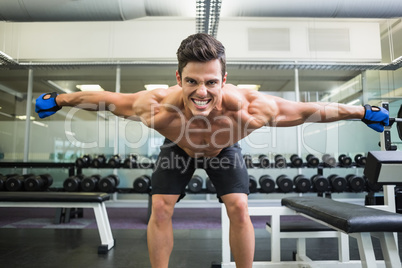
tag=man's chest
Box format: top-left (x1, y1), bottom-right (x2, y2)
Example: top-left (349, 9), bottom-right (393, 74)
top-left (158, 115), bottom-right (247, 150)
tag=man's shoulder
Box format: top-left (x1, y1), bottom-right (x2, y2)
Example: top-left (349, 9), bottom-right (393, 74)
top-left (146, 86), bottom-right (185, 117)
top-left (222, 84), bottom-right (268, 104)
top-left (221, 84), bottom-right (247, 111)
top-left (141, 85), bottom-right (182, 105)
top-left (222, 83), bottom-right (239, 91)
top-left (222, 84), bottom-right (262, 97)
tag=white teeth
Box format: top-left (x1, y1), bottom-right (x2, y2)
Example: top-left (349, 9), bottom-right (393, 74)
top-left (193, 100), bottom-right (208, 106)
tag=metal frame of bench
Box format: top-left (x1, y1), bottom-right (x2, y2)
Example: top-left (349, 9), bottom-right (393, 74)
top-left (0, 192), bottom-right (115, 254)
top-left (221, 203), bottom-right (400, 267)
top-left (265, 212), bottom-right (350, 263)
top-left (221, 205), bottom-right (361, 268)
top-left (282, 196), bottom-right (402, 268)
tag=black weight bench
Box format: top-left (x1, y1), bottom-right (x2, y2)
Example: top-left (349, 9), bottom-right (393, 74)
top-left (0, 192), bottom-right (115, 254)
top-left (282, 196), bottom-right (402, 268)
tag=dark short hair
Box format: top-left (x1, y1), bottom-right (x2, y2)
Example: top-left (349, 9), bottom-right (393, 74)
top-left (176, 33), bottom-right (226, 80)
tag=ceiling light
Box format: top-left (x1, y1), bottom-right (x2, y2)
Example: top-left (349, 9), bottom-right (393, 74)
top-left (321, 80), bottom-right (360, 102)
top-left (76, 84), bottom-right (104, 91)
top-left (33, 121), bottom-right (48, 128)
top-left (15, 115), bottom-right (35, 120)
top-left (237, 84), bottom-right (260, 91)
top-left (346, 99), bottom-right (361, 105)
top-left (47, 80), bottom-right (73, 93)
top-left (65, 131), bottom-right (76, 136)
top-left (144, 84), bottom-right (169, 91)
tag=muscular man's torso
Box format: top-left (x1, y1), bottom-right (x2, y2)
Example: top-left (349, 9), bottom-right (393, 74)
top-left (134, 84), bottom-right (276, 158)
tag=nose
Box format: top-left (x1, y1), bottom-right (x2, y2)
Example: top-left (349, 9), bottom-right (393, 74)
top-left (196, 84), bottom-right (208, 97)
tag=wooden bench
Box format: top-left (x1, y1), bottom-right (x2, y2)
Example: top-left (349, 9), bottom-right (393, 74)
top-left (282, 196), bottom-right (402, 268)
top-left (0, 192), bottom-right (115, 254)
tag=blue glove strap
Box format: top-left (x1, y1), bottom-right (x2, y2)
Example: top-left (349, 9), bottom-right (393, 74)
top-left (361, 104), bottom-right (389, 132)
top-left (35, 92), bottom-right (61, 118)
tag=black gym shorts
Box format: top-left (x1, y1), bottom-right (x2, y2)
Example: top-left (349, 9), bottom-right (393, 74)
top-left (151, 138), bottom-right (249, 202)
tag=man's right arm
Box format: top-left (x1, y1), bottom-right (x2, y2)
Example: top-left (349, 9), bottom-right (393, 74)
top-left (36, 91), bottom-right (146, 119)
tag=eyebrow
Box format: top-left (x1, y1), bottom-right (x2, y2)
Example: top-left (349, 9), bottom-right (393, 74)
top-left (184, 76), bottom-right (219, 83)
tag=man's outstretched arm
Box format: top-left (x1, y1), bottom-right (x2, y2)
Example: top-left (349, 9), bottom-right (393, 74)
top-left (35, 91), bottom-right (145, 119)
top-left (256, 95), bottom-right (389, 132)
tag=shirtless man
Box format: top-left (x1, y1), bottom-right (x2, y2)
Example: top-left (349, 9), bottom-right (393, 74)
top-left (35, 33), bottom-right (389, 268)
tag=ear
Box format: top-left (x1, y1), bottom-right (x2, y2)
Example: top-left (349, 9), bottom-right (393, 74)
top-left (215, 73), bottom-right (227, 111)
top-left (222, 72), bottom-right (227, 88)
top-left (176, 70), bottom-right (182, 87)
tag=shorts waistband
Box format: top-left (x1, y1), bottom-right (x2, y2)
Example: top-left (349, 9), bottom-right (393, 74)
top-left (162, 138), bottom-right (240, 149)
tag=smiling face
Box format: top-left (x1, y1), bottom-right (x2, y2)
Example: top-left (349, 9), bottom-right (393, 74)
top-left (176, 59), bottom-right (227, 117)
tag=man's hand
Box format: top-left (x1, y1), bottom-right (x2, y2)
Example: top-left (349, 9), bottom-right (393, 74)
top-left (35, 92), bottom-right (62, 118)
top-left (361, 104), bottom-right (389, 132)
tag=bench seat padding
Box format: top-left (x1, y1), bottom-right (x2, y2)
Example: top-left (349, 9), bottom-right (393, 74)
top-left (266, 215), bottom-right (332, 232)
top-left (282, 196), bottom-right (402, 233)
top-left (0, 192), bottom-right (110, 203)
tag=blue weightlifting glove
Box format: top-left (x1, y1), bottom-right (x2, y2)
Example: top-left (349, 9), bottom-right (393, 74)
top-left (361, 104), bottom-right (389, 132)
top-left (35, 92), bottom-right (62, 118)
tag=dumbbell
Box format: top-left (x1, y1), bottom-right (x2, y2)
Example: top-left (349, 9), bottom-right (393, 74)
top-left (0, 174), bottom-right (6, 191)
top-left (137, 156), bottom-right (154, 169)
top-left (243, 154), bottom-right (254, 168)
top-left (123, 154), bottom-right (138, 168)
top-left (5, 174), bottom-right (26, 191)
top-left (75, 154), bottom-right (92, 168)
top-left (290, 154), bottom-right (303, 168)
top-left (133, 175), bottom-right (151, 193)
top-left (187, 175), bottom-right (203, 193)
top-left (306, 154), bottom-right (320, 168)
top-left (354, 154), bottom-right (367, 167)
top-left (107, 155), bottom-right (121, 168)
top-left (206, 177), bottom-right (216, 193)
top-left (259, 175), bottom-right (275, 193)
top-left (63, 174), bottom-right (84, 192)
top-left (23, 174), bottom-right (42, 191)
top-left (24, 174), bottom-right (53, 191)
top-left (274, 154), bottom-right (287, 168)
top-left (249, 175), bottom-right (258, 193)
top-left (98, 174), bottom-right (120, 193)
top-left (276, 174), bottom-right (293, 193)
top-left (338, 154), bottom-right (352, 167)
top-left (346, 174), bottom-right (365, 192)
top-left (310, 174), bottom-right (329, 193)
top-left (92, 154), bottom-right (107, 168)
top-left (293, 174), bottom-right (311, 193)
top-left (81, 174), bottom-right (101, 192)
top-left (328, 174), bottom-right (347, 192)
top-left (258, 154), bottom-right (270, 168)
top-left (322, 154), bottom-right (336, 167)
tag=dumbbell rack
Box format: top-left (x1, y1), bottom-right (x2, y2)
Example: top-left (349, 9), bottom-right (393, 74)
top-left (0, 157), bottom-right (375, 214)
top-left (0, 162), bottom-right (79, 223)
top-left (0, 158), bottom-right (370, 191)
top-left (0, 161), bottom-right (76, 193)
top-left (0, 162), bottom-right (75, 175)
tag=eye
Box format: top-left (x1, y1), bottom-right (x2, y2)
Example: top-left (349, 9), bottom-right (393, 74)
top-left (207, 80), bottom-right (218, 86)
top-left (187, 79), bottom-right (196, 85)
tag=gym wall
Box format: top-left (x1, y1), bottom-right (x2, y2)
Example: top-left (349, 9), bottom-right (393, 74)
top-left (0, 17), bottom-right (401, 204)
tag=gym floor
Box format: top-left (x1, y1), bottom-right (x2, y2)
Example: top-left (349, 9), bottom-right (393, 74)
top-left (0, 207), bottom-right (401, 268)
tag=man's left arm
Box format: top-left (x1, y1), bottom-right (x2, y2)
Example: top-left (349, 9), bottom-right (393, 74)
top-left (263, 96), bottom-right (389, 132)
